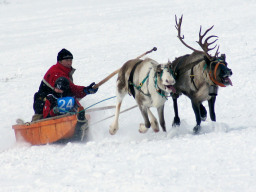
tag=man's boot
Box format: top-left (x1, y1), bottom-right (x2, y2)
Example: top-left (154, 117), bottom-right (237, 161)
top-left (73, 107), bottom-right (89, 141)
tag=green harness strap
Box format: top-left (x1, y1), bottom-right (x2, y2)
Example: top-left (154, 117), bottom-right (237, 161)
top-left (154, 74), bottom-right (168, 99)
top-left (129, 71), bottom-right (150, 96)
top-left (130, 66), bottom-right (171, 100)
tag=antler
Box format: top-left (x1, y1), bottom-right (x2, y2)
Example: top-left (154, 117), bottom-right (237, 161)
top-left (175, 15), bottom-right (220, 60)
top-left (197, 26), bottom-right (219, 59)
top-left (175, 15), bottom-right (200, 52)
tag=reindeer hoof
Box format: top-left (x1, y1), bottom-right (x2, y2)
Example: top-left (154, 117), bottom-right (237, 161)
top-left (139, 123), bottom-right (148, 133)
top-left (172, 117), bottom-right (180, 127)
top-left (193, 125), bottom-right (201, 134)
top-left (151, 121), bottom-right (159, 133)
top-left (109, 124), bottom-right (119, 135)
top-left (201, 116), bottom-right (207, 121)
top-left (154, 128), bottom-right (159, 133)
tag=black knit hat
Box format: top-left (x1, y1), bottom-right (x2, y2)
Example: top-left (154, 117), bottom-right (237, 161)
top-left (57, 48), bottom-right (73, 61)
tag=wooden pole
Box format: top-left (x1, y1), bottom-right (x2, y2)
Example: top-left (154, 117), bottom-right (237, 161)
top-left (136, 47), bottom-right (157, 59)
top-left (93, 47), bottom-right (157, 89)
top-left (93, 68), bottom-right (120, 89)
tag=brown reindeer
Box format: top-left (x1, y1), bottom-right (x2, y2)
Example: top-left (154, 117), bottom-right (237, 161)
top-left (170, 15), bottom-right (233, 133)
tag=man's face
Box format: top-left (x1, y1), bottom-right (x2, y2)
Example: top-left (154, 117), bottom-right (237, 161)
top-left (59, 59), bottom-right (73, 68)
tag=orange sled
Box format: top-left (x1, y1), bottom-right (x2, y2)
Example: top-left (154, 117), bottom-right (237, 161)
top-left (12, 114), bottom-right (83, 145)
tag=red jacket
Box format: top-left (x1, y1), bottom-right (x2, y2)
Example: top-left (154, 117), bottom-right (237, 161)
top-left (43, 99), bottom-right (57, 118)
top-left (43, 62), bottom-right (87, 99)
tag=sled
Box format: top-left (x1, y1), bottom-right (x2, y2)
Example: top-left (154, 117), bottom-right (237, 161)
top-left (11, 47), bottom-right (157, 146)
top-left (12, 105), bottom-right (117, 145)
top-left (12, 114), bottom-right (83, 145)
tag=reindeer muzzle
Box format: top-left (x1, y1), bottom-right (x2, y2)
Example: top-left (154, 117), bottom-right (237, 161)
top-left (221, 68), bottom-right (233, 86)
top-left (223, 69), bottom-right (233, 86)
top-left (210, 62), bottom-right (233, 87)
top-left (165, 85), bottom-right (176, 93)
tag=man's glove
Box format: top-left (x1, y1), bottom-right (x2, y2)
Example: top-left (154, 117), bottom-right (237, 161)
top-left (84, 82), bottom-right (98, 95)
top-left (52, 106), bottom-right (59, 114)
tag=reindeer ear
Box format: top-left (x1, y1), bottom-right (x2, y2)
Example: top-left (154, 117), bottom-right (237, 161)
top-left (221, 54), bottom-right (226, 61)
top-left (167, 59), bottom-right (172, 67)
top-left (156, 65), bottom-right (162, 73)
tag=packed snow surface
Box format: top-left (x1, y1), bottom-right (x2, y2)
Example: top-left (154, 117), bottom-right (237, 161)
top-left (0, 0), bottom-right (256, 191)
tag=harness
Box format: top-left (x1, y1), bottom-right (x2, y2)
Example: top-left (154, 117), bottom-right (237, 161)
top-left (173, 55), bottom-right (227, 90)
top-left (173, 57), bottom-right (205, 80)
top-left (154, 67), bottom-right (170, 99)
top-left (128, 61), bottom-right (169, 99)
top-left (190, 60), bottom-right (227, 90)
top-left (190, 66), bottom-right (198, 90)
top-left (128, 60), bottom-right (143, 98)
top-left (208, 62), bottom-right (227, 87)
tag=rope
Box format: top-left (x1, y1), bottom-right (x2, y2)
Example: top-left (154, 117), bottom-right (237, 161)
top-left (83, 96), bottom-right (116, 112)
top-left (61, 96), bottom-right (116, 114)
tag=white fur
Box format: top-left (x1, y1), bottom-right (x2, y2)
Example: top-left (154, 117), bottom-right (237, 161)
top-left (110, 58), bottom-right (175, 135)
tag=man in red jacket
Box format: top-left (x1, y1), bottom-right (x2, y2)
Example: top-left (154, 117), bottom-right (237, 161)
top-left (41, 76), bottom-right (90, 141)
top-left (32, 48), bottom-right (98, 122)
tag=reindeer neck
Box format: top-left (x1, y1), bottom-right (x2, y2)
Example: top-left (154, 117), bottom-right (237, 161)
top-left (153, 72), bottom-right (168, 99)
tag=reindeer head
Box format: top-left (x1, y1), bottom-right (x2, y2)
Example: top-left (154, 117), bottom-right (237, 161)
top-left (175, 15), bottom-right (233, 87)
top-left (154, 62), bottom-right (176, 94)
top-left (206, 54), bottom-right (233, 87)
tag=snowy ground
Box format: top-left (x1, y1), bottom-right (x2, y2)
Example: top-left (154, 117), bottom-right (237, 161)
top-left (0, 0), bottom-right (256, 191)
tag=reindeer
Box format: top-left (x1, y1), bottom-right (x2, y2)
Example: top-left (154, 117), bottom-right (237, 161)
top-left (170, 15), bottom-right (233, 133)
top-left (109, 58), bottom-right (176, 135)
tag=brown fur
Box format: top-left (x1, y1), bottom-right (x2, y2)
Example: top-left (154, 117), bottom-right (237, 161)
top-left (171, 51), bottom-right (232, 133)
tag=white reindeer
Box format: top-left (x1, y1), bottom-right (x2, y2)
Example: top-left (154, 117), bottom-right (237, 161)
top-left (109, 58), bottom-right (176, 135)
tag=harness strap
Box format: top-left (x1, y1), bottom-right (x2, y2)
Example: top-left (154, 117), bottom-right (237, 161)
top-left (174, 57), bottom-right (205, 79)
top-left (190, 66), bottom-right (198, 90)
top-left (128, 60), bottom-right (143, 98)
top-left (129, 73), bottom-right (150, 91)
top-left (154, 72), bottom-right (168, 99)
top-left (209, 62), bottom-right (226, 87)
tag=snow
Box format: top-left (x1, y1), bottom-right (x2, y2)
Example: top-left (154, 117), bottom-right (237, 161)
top-left (0, 0), bottom-right (256, 191)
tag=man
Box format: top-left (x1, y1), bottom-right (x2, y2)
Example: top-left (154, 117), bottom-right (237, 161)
top-left (42, 76), bottom-right (90, 142)
top-left (32, 48), bottom-right (98, 122)
top-left (43, 76), bottom-right (81, 119)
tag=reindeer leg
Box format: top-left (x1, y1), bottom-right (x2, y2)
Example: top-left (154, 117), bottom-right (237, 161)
top-left (148, 108), bottom-right (159, 133)
top-left (208, 96), bottom-right (216, 121)
top-left (109, 101), bottom-right (122, 135)
top-left (192, 101), bottom-right (201, 134)
top-left (200, 104), bottom-right (207, 121)
top-left (157, 105), bottom-right (165, 132)
top-left (172, 97), bottom-right (180, 127)
top-left (138, 106), bottom-right (151, 133)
